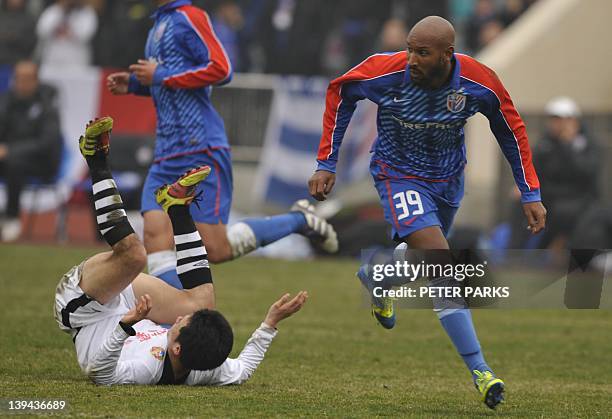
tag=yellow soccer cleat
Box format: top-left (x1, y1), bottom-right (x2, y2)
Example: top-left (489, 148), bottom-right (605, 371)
top-left (155, 165), bottom-right (211, 212)
top-left (371, 297), bottom-right (396, 329)
top-left (357, 265), bottom-right (396, 329)
top-left (474, 370), bottom-right (505, 409)
top-left (79, 116), bottom-right (114, 157)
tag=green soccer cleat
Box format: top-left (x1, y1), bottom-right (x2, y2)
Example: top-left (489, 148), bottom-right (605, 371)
top-left (79, 116), bottom-right (114, 158)
top-left (474, 370), bottom-right (505, 409)
top-left (155, 165), bottom-right (211, 212)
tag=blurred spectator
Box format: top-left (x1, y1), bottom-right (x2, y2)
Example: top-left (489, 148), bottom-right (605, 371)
top-left (504, 97), bottom-right (601, 250)
top-left (377, 18), bottom-right (408, 52)
top-left (0, 0), bottom-right (37, 65)
top-left (533, 97), bottom-right (602, 249)
top-left (0, 61), bottom-right (62, 241)
top-left (499, 0), bottom-right (527, 27)
top-left (35, 0), bottom-right (98, 68)
top-left (93, 0), bottom-right (153, 68)
top-left (464, 0), bottom-right (496, 52)
top-left (211, 0), bottom-right (245, 71)
top-left (462, 0), bottom-right (535, 53)
top-left (477, 19), bottom-right (504, 47)
top-left (321, 0), bottom-right (392, 76)
top-left (255, 0), bottom-right (333, 75)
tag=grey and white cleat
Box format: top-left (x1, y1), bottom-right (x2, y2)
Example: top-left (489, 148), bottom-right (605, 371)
top-left (291, 199), bottom-right (339, 253)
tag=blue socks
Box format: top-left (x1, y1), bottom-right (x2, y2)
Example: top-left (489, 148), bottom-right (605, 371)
top-left (242, 212), bottom-right (307, 247)
top-left (149, 212), bottom-right (307, 289)
top-left (437, 308), bottom-right (491, 381)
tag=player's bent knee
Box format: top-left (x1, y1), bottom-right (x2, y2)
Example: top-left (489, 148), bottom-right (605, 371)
top-left (116, 236), bottom-right (147, 274)
top-left (129, 244), bottom-right (148, 273)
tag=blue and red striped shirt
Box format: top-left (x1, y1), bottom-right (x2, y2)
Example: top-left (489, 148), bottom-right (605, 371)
top-left (128, 0), bottom-right (232, 161)
top-left (316, 52), bottom-right (541, 202)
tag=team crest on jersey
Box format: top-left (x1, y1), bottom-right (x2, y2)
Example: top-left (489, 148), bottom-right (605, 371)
top-left (447, 92), bottom-right (466, 113)
top-left (154, 22), bottom-right (167, 42)
top-left (150, 346), bottom-right (166, 361)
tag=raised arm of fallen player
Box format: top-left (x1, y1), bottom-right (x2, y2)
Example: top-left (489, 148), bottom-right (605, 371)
top-left (187, 291), bottom-right (308, 386)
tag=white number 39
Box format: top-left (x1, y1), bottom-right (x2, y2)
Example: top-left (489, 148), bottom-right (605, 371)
top-left (392, 190), bottom-right (424, 220)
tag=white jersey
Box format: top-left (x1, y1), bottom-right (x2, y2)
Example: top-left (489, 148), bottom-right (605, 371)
top-left (55, 263), bottom-right (278, 386)
top-left (85, 320), bottom-right (277, 386)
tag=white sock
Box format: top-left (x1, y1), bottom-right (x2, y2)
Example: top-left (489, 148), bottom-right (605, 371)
top-left (147, 250), bottom-right (176, 276)
top-left (227, 222), bottom-right (257, 259)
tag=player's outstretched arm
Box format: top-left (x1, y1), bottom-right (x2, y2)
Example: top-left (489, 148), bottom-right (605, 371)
top-left (188, 292), bottom-right (308, 386)
top-left (309, 170), bottom-right (336, 201)
top-left (263, 291), bottom-right (308, 328)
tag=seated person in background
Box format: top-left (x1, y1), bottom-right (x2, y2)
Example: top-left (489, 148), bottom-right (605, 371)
top-left (532, 96), bottom-right (601, 250)
top-left (0, 60), bottom-right (62, 241)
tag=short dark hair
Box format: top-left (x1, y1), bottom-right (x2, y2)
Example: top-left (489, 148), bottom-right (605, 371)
top-left (177, 309), bottom-right (234, 371)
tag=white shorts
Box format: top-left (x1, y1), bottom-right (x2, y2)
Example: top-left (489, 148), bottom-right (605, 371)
top-left (54, 262), bottom-right (137, 370)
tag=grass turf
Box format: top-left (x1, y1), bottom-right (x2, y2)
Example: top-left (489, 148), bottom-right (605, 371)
top-left (0, 243), bottom-right (611, 418)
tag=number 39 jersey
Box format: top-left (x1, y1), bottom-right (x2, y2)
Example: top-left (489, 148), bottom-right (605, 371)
top-left (315, 52), bottom-right (541, 203)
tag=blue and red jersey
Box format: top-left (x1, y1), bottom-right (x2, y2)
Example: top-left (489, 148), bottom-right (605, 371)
top-left (316, 52), bottom-right (541, 203)
top-left (128, 0), bottom-right (232, 161)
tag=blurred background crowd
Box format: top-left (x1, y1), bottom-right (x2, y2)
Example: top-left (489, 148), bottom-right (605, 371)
top-left (1, 0), bottom-right (537, 72)
top-left (0, 0), bottom-right (610, 262)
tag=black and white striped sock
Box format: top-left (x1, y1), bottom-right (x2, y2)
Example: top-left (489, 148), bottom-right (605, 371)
top-left (168, 205), bottom-right (212, 288)
top-left (89, 158), bottom-right (134, 247)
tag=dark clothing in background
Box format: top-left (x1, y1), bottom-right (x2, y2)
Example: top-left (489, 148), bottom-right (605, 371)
top-left (570, 205), bottom-right (612, 249)
top-left (256, 0), bottom-right (333, 75)
top-left (93, 0), bottom-right (154, 68)
top-left (532, 133), bottom-right (602, 247)
top-left (0, 84), bottom-right (62, 217)
top-left (0, 6), bottom-right (37, 64)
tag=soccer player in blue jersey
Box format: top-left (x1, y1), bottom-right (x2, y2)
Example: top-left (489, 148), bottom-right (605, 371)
top-left (308, 16), bottom-right (547, 409)
top-left (106, 0), bottom-right (337, 288)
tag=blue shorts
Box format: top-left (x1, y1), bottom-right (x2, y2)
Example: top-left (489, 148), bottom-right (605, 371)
top-left (141, 148), bottom-right (233, 224)
top-left (371, 161), bottom-right (464, 240)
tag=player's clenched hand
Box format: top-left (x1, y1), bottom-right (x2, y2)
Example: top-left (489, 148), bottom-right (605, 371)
top-left (121, 294), bottom-right (153, 326)
top-left (107, 72), bottom-right (130, 95)
top-left (523, 201), bottom-right (547, 234)
top-left (308, 170), bottom-right (335, 201)
top-left (264, 291), bottom-right (308, 329)
top-left (129, 59), bottom-right (158, 86)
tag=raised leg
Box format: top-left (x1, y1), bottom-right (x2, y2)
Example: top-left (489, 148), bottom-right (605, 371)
top-left (75, 117), bottom-right (146, 304)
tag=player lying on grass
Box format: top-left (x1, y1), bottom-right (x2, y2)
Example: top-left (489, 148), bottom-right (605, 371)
top-left (309, 16), bottom-right (547, 409)
top-left (54, 117), bottom-right (307, 386)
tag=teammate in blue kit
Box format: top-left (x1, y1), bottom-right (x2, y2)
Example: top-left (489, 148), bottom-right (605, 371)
top-left (107, 0), bottom-right (337, 289)
top-left (309, 16), bottom-right (547, 409)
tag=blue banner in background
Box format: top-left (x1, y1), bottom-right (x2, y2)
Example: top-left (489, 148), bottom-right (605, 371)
top-left (254, 76), bottom-right (377, 208)
top-left (0, 65), bottom-right (13, 93)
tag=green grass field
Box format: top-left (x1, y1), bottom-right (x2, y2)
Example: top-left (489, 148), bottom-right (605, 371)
top-left (1, 244), bottom-right (611, 418)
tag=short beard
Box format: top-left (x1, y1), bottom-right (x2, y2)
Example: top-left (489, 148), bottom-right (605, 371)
top-left (430, 57), bottom-right (447, 81)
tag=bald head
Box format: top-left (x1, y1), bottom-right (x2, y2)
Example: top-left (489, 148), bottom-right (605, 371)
top-left (409, 16), bottom-right (455, 49)
top-left (405, 16), bottom-right (456, 88)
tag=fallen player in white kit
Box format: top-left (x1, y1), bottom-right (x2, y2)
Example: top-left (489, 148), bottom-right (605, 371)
top-left (54, 117), bottom-right (307, 386)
